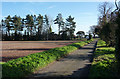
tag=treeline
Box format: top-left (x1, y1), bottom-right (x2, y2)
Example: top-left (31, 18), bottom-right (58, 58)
top-left (1, 13), bottom-right (76, 41)
top-left (89, 1), bottom-right (120, 72)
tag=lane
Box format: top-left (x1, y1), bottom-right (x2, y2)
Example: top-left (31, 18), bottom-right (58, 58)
top-left (29, 40), bottom-right (97, 79)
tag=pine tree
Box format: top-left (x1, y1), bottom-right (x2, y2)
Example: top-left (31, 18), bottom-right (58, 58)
top-left (54, 13), bottom-right (64, 35)
top-left (44, 15), bottom-right (50, 40)
top-left (11, 15), bottom-right (22, 40)
top-left (4, 15), bottom-right (12, 37)
top-left (36, 14), bottom-right (43, 40)
top-left (66, 15), bottom-right (76, 40)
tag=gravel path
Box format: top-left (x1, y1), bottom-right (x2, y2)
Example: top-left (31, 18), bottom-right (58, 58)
top-left (28, 40), bottom-right (97, 79)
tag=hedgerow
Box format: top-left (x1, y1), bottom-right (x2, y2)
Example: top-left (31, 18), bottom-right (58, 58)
top-left (2, 39), bottom-right (93, 78)
top-left (89, 40), bottom-right (117, 79)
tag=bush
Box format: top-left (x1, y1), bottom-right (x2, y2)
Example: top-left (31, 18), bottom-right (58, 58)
top-left (2, 39), bottom-right (93, 78)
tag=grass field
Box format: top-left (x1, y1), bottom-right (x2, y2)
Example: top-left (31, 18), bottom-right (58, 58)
top-left (2, 40), bottom-right (81, 62)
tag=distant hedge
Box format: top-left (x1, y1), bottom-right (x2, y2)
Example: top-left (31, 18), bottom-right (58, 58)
top-left (2, 39), bottom-right (93, 78)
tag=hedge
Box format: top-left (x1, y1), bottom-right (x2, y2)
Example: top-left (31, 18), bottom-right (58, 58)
top-left (2, 39), bottom-right (93, 78)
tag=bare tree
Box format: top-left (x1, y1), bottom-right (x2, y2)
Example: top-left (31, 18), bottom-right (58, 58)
top-left (98, 2), bottom-right (113, 26)
top-left (89, 25), bottom-right (97, 38)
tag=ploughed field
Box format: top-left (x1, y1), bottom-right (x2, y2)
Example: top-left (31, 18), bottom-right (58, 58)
top-left (2, 40), bottom-right (79, 62)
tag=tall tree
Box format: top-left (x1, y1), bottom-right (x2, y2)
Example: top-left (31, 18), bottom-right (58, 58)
top-left (36, 14), bottom-right (43, 40)
top-left (54, 13), bottom-right (64, 35)
top-left (98, 2), bottom-right (114, 45)
top-left (44, 15), bottom-right (50, 40)
top-left (98, 2), bottom-right (113, 26)
top-left (66, 15), bottom-right (76, 40)
top-left (114, 0), bottom-right (120, 73)
top-left (25, 14), bottom-right (34, 37)
top-left (11, 15), bottom-right (22, 40)
top-left (1, 19), bottom-right (6, 36)
top-left (4, 15), bottom-right (12, 37)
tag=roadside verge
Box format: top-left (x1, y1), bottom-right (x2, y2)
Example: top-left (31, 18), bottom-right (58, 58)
top-left (89, 40), bottom-right (118, 79)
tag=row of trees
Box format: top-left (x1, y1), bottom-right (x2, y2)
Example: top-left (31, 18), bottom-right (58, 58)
top-left (1, 13), bottom-right (76, 41)
top-left (89, 1), bottom-right (120, 72)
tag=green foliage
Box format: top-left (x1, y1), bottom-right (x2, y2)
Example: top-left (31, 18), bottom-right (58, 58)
top-left (66, 15), bottom-right (76, 40)
top-left (2, 14), bottom-right (77, 41)
top-left (94, 2), bottom-right (117, 47)
top-left (0, 62), bottom-right (5, 64)
top-left (54, 14), bottom-right (76, 40)
top-left (89, 40), bottom-right (117, 79)
top-left (2, 40), bottom-right (93, 78)
top-left (99, 23), bottom-right (116, 46)
top-left (54, 13), bottom-right (64, 35)
top-left (94, 47), bottom-right (115, 57)
top-left (97, 39), bottom-right (106, 47)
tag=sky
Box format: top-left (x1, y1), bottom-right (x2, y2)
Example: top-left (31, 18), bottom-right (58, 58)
top-left (1, 1), bottom-right (115, 35)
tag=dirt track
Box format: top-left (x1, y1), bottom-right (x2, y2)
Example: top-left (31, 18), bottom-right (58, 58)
top-left (2, 40), bottom-right (79, 62)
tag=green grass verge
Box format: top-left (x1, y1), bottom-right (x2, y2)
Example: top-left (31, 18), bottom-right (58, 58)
top-left (0, 62), bottom-right (5, 65)
top-left (2, 39), bottom-right (93, 78)
top-left (89, 40), bottom-right (117, 79)
top-left (97, 39), bottom-right (106, 47)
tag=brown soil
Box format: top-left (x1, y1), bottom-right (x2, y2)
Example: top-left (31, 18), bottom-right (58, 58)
top-left (2, 40), bottom-right (79, 62)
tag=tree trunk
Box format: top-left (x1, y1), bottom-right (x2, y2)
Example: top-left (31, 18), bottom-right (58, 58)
top-left (8, 30), bottom-right (10, 37)
top-left (115, 13), bottom-right (120, 73)
top-left (58, 25), bottom-right (60, 35)
top-left (15, 30), bottom-right (17, 40)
